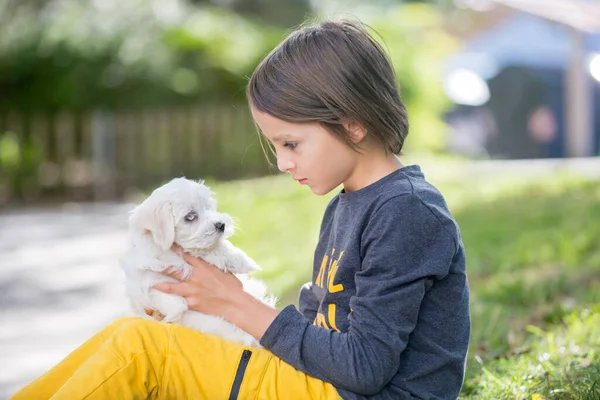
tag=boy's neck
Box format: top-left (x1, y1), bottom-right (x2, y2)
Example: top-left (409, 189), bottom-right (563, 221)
top-left (343, 152), bottom-right (404, 193)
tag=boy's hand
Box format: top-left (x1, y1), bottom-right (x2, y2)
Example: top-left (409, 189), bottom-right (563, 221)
top-left (152, 244), bottom-right (279, 340)
top-left (153, 245), bottom-right (243, 315)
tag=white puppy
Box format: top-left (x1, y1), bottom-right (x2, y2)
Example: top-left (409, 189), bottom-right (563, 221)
top-left (120, 177), bottom-right (276, 348)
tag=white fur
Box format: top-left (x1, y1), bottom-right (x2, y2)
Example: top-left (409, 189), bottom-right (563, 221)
top-left (120, 177), bottom-right (277, 347)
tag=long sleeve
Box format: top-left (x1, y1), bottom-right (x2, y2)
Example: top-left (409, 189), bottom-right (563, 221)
top-left (260, 194), bottom-right (459, 396)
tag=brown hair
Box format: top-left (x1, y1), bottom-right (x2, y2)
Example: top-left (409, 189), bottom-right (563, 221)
top-left (247, 19), bottom-right (409, 156)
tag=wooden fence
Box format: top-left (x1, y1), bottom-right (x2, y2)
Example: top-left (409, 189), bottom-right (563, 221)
top-left (0, 104), bottom-right (273, 206)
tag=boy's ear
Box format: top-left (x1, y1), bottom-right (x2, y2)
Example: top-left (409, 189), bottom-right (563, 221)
top-left (129, 199), bottom-right (175, 252)
top-left (344, 120), bottom-right (367, 144)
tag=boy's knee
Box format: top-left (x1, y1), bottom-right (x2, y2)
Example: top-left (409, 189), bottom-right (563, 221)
top-left (107, 316), bottom-right (140, 330)
top-left (96, 316), bottom-right (142, 342)
top-left (112, 318), bottom-right (171, 351)
top-left (90, 318), bottom-right (170, 370)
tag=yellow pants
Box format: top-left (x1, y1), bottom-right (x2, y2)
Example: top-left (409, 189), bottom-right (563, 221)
top-left (10, 317), bottom-right (342, 400)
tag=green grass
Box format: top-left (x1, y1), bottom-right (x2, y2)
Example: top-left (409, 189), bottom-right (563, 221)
top-left (461, 307), bottom-right (600, 400)
top-left (209, 174), bottom-right (334, 305)
top-left (203, 164), bottom-right (600, 399)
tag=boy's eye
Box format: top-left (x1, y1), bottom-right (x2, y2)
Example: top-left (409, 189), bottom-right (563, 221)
top-left (184, 212), bottom-right (198, 222)
top-left (283, 142), bottom-right (297, 150)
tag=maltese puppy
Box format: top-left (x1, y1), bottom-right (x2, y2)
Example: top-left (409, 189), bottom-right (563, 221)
top-left (120, 177), bottom-right (276, 347)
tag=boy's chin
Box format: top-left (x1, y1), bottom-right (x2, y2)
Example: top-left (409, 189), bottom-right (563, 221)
top-left (310, 184), bottom-right (335, 196)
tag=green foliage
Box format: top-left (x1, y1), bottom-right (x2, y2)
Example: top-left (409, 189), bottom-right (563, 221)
top-left (213, 174), bottom-right (332, 301)
top-left (0, 126), bottom-right (44, 197)
top-left (0, 1), bottom-right (457, 154)
top-left (0, 0), bottom-right (283, 110)
top-left (0, 132), bottom-right (20, 169)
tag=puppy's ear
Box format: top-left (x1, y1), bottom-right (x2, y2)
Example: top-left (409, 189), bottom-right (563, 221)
top-left (130, 200), bottom-right (175, 252)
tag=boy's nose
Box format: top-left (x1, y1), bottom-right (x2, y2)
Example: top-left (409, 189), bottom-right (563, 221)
top-left (277, 156), bottom-right (295, 173)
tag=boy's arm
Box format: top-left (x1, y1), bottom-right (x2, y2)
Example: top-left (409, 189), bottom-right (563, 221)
top-left (255, 195), bottom-right (464, 395)
top-left (225, 281), bottom-right (324, 343)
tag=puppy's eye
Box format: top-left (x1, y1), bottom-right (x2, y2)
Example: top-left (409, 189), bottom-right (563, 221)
top-left (184, 212), bottom-right (198, 222)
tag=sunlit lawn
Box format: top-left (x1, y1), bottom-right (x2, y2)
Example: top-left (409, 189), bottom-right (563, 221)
top-left (205, 161), bottom-right (600, 399)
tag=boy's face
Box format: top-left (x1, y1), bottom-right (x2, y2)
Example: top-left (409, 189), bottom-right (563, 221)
top-left (251, 106), bottom-right (358, 196)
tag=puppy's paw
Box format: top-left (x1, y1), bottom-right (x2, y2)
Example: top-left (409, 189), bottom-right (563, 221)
top-left (229, 254), bottom-right (261, 274)
top-left (203, 241), bottom-right (259, 274)
top-left (144, 308), bottom-right (166, 321)
top-left (150, 290), bottom-right (188, 323)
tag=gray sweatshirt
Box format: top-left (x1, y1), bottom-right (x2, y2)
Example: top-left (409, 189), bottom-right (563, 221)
top-left (260, 165), bottom-right (470, 400)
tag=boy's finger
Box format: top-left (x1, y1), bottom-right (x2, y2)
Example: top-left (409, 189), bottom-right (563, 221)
top-left (153, 281), bottom-right (193, 296)
top-left (153, 282), bottom-right (176, 293)
top-left (182, 252), bottom-right (210, 269)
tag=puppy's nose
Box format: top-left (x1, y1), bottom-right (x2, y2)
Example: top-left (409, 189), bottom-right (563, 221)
top-left (214, 222), bottom-right (225, 232)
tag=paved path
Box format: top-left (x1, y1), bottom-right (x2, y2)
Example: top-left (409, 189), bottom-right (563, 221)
top-left (0, 204), bottom-right (135, 398)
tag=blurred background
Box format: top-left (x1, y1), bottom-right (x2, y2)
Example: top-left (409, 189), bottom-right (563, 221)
top-left (0, 0), bottom-right (599, 398)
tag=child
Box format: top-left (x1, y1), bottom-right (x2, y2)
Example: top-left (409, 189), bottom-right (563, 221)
top-left (11, 19), bottom-right (470, 400)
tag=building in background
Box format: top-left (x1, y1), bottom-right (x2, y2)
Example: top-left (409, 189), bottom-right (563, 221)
top-left (443, 0), bottom-right (600, 159)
